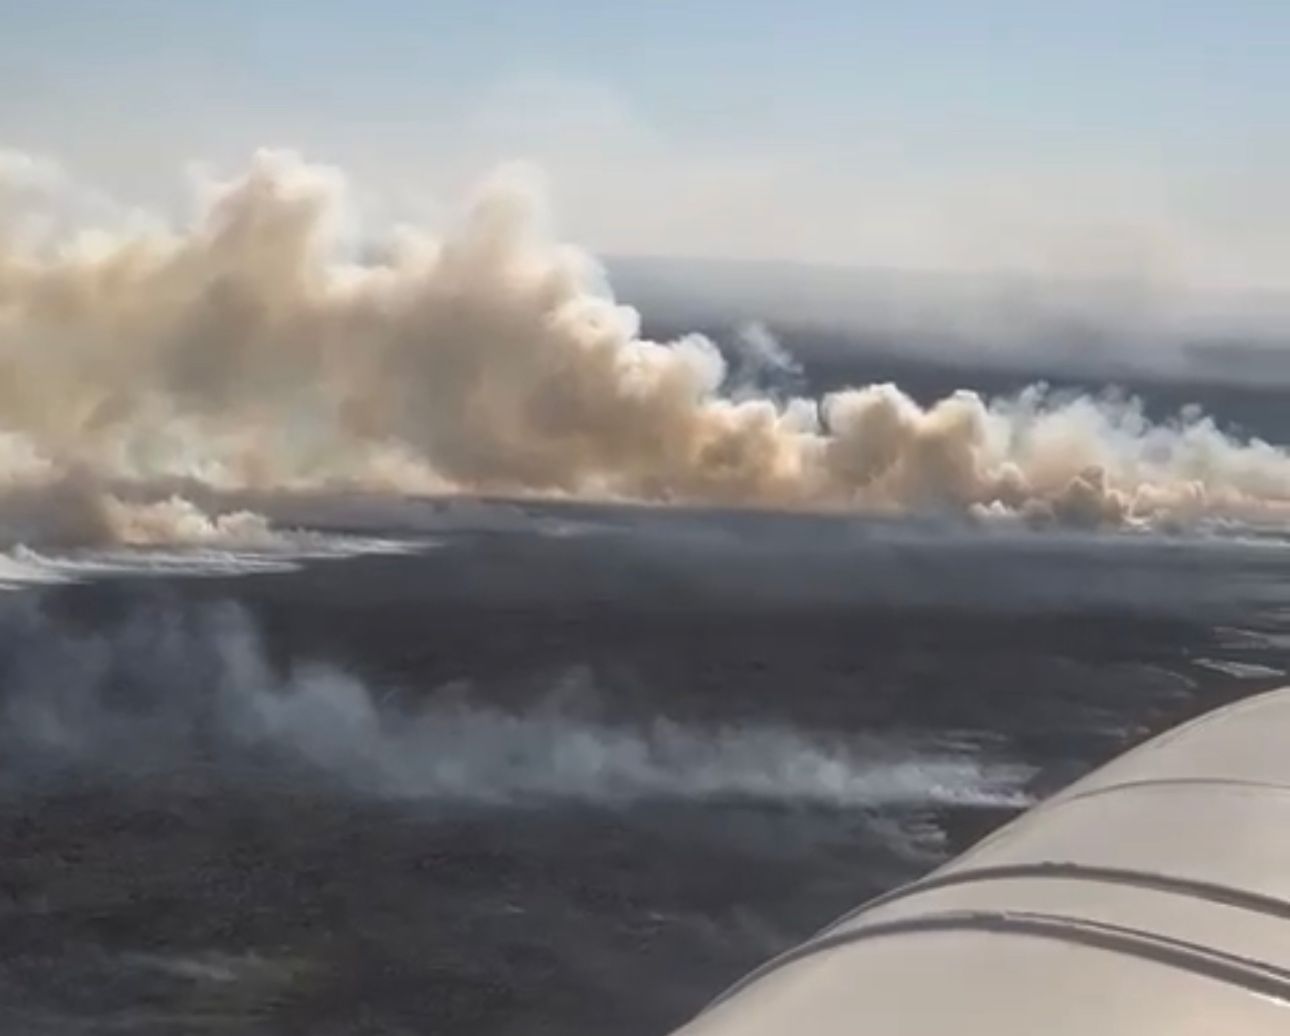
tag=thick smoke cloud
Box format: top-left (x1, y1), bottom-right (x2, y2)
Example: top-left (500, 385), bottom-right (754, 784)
top-left (2, 149), bottom-right (1290, 543)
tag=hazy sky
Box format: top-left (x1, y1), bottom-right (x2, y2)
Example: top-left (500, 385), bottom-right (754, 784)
top-left (2, 1), bottom-right (1288, 287)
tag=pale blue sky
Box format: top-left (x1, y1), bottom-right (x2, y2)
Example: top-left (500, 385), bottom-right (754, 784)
top-left (1, 1), bottom-right (1288, 284)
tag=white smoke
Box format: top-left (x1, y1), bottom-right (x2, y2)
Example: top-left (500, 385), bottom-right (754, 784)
top-left (1, 148), bottom-right (1289, 536)
top-left (728, 322), bottom-right (805, 400)
top-left (0, 600), bottom-right (1031, 809)
top-left (0, 472), bottom-right (279, 550)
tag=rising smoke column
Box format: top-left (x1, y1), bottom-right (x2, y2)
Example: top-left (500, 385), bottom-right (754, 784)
top-left (1, 147), bottom-right (1290, 543)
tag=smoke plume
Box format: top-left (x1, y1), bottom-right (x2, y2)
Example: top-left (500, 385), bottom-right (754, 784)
top-left (2, 148), bottom-right (1290, 541)
top-left (0, 598), bottom-right (1030, 809)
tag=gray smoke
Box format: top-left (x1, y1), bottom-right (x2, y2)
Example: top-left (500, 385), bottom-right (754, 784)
top-left (0, 598), bottom-right (1030, 809)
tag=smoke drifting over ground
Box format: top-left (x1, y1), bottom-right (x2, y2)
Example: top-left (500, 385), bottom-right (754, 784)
top-left (0, 598), bottom-right (1028, 810)
top-left (3, 148), bottom-right (1290, 542)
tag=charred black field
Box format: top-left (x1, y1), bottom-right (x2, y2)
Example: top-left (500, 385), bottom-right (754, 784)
top-left (3, 504), bottom-right (1290, 1035)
